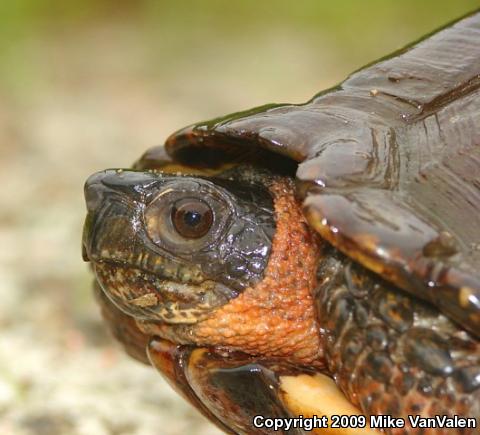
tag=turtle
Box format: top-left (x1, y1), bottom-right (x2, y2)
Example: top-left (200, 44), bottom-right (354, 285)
top-left (82, 9), bottom-right (480, 435)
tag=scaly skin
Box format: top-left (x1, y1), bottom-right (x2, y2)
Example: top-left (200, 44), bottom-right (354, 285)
top-left (316, 246), bottom-right (480, 434)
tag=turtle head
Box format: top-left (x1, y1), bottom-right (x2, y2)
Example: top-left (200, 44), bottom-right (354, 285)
top-left (83, 166), bottom-right (322, 367)
top-left (82, 167), bottom-right (276, 324)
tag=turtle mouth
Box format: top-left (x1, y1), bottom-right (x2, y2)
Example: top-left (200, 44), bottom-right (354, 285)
top-left (93, 260), bottom-right (238, 324)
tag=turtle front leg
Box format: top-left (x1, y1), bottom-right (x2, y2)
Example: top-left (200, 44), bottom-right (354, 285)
top-left (148, 340), bottom-right (306, 435)
top-left (149, 339), bottom-right (385, 435)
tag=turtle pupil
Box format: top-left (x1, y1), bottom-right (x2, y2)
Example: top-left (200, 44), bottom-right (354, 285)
top-left (184, 211), bottom-right (201, 227)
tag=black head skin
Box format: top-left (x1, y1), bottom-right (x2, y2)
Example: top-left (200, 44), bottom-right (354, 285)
top-left (82, 167), bottom-right (276, 324)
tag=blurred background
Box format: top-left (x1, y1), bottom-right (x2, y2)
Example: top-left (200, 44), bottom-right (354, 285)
top-left (0, 1), bottom-right (477, 434)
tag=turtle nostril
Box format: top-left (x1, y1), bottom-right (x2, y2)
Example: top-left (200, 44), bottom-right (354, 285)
top-left (84, 170), bottom-right (112, 213)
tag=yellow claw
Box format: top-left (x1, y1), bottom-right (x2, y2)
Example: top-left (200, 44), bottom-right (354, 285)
top-left (280, 373), bottom-right (379, 434)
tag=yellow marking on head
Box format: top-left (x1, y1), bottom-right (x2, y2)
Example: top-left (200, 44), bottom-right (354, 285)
top-left (129, 293), bottom-right (159, 308)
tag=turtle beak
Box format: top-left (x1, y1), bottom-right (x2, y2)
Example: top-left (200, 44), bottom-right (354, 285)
top-left (81, 168), bottom-right (168, 265)
top-left (82, 170), bottom-right (109, 263)
top-left (82, 169), bottom-right (130, 264)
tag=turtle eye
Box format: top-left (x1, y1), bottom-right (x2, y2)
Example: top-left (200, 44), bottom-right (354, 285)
top-left (144, 181), bottom-right (230, 253)
top-left (171, 198), bottom-right (213, 239)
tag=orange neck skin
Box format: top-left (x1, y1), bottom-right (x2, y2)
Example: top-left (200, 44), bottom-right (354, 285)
top-left (138, 178), bottom-right (325, 369)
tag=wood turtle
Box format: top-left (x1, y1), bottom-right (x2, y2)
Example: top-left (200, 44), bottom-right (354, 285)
top-left (82, 10), bottom-right (480, 434)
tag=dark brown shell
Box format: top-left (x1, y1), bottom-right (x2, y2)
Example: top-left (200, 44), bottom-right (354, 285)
top-left (143, 10), bottom-right (480, 336)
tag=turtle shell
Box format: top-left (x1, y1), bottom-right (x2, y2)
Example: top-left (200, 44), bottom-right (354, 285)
top-left (139, 10), bottom-right (480, 337)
